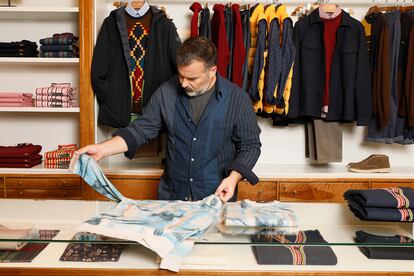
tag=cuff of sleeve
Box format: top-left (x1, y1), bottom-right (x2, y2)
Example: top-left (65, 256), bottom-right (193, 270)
top-left (227, 162), bottom-right (259, 185)
top-left (112, 128), bottom-right (137, 159)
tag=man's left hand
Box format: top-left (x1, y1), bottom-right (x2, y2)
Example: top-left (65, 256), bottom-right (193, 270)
top-left (215, 171), bottom-right (242, 202)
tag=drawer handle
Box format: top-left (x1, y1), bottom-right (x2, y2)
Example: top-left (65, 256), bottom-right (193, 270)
top-left (19, 191), bottom-right (23, 196)
top-left (18, 181), bottom-right (23, 185)
top-left (61, 180), bottom-right (67, 186)
top-left (63, 192), bottom-right (68, 196)
top-left (293, 190), bottom-right (298, 195)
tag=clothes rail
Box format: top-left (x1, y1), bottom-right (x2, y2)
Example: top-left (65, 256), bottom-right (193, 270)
top-left (126, 0), bottom-right (413, 6)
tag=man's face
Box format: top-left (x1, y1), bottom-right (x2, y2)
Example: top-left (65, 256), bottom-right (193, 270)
top-left (178, 60), bottom-right (217, 97)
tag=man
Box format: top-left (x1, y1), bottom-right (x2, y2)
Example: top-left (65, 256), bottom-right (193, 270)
top-left (76, 36), bottom-right (261, 202)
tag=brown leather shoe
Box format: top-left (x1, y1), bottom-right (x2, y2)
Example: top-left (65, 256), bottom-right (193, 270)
top-left (347, 154), bottom-right (391, 173)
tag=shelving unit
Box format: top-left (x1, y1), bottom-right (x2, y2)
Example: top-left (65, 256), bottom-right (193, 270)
top-left (0, 0), bottom-right (81, 168)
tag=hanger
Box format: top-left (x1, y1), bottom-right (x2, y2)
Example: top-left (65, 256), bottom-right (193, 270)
top-left (366, 5), bottom-right (399, 16)
top-left (291, 4), bottom-right (304, 16)
top-left (399, 0), bottom-right (414, 12)
top-left (113, 1), bottom-right (127, 8)
top-left (318, 0), bottom-right (339, 13)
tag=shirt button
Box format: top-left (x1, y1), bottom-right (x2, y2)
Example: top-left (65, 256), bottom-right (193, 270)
top-left (188, 118), bottom-right (191, 122)
top-left (189, 178), bottom-right (193, 182)
top-left (193, 137), bottom-right (197, 141)
top-left (191, 158), bottom-right (194, 162)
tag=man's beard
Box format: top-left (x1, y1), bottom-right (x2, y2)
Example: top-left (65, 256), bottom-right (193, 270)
top-left (185, 89), bottom-right (208, 97)
top-left (185, 81), bottom-right (211, 97)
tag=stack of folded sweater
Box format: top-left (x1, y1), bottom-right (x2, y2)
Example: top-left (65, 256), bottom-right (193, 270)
top-left (0, 93), bottom-right (33, 107)
top-left (251, 230), bottom-right (338, 265)
top-left (34, 83), bottom-right (78, 108)
top-left (0, 143), bottom-right (42, 168)
top-left (344, 187), bottom-right (414, 222)
top-left (355, 230), bottom-right (414, 260)
top-left (44, 144), bottom-right (77, 169)
top-left (0, 40), bottom-right (38, 57)
top-left (39, 33), bottom-right (79, 58)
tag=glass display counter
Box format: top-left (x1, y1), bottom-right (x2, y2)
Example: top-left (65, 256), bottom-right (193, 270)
top-left (0, 199), bottom-right (413, 275)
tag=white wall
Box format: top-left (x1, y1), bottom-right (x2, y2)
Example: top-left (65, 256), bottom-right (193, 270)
top-left (94, 0), bottom-right (414, 167)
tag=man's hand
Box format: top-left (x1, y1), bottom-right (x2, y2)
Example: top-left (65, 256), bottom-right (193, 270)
top-left (75, 144), bottom-right (106, 161)
top-left (215, 171), bottom-right (243, 202)
top-left (74, 136), bottom-right (128, 161)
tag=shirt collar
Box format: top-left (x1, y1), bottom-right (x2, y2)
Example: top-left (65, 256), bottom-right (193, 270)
top-left (309, 8), bottom-right (352, 27)
top-left (125, 1), bottom-right (150, 18)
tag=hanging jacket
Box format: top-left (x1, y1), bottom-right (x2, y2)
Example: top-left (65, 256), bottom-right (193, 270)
top-left (263, 5), bottom-right (282, 114)
top-left (91, 6), bottom-right (181, 128)
top-left (248, 4), bottom-right (266, 113)
top-left (190, 2), bottom-right (202, 37)
top-left (231, 4), bottom-right (246, 88)
top-left (240, 9), bottom-right (251, 92)
top-left (275, 6), bottom-right (294, 115)
top-left (365, 12), bottom-right (391, 128)
top-left (199, 7), bottom-right (211, 39)
top-left (211, 4), bottom-right (230, 77)
top-left (289, 9), bottom-right (372, 125)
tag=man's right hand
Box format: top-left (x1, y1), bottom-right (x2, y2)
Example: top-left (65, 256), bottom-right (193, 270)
top-left (74, 136), bottom-right (129, 162)
top-left (75, 144), bottom-right (106, 161)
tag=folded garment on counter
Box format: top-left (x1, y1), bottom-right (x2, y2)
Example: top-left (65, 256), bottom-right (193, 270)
top-left (224, 200), bottom-right (297, 227)
top-left (251, 229), bottom-right (337, 265)
top-left (0, 230), bottom-right (59, 263)
top-left (355, 230), bottom-right (414, 260)
top-left (344, 188), bottom-right (414, 208)
top-left (347, 198), bottom-right (413, 222)
top-left (60, 233), bottom-right (124, 262)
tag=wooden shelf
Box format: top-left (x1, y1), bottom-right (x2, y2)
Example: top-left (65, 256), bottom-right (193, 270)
top-left (0, 165), bottom-right (71, 175)
top-left (0, 58), bottom-right (79, 65)
top-left (0, 6), bottom-right (79, 13)
top-left (0, 6), bottom-right (79, 19)
top-left (0, 107), bottom-right (80, 113)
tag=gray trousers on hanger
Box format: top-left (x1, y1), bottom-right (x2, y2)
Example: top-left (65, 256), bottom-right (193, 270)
top-left (305, 120), bottom-right (343, 164)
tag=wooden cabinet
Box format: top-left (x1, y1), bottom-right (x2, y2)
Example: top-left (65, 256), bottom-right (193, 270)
top-left (7, 177), bottom-right (80, 188)
top-left (0, 176), bottom-right (4, 188)
top-left (278, 180), bottom-right (369, 202)
top-left (95, 177), bottom-right (159, 200)
top-left (237, 180), bottom-right (277, 201)
top-left (370, 180), bottom-right (414, 189)
top-left (6, 188), bottom-right (81, 199)
top-left (2, 175), bottom-right (82, 199)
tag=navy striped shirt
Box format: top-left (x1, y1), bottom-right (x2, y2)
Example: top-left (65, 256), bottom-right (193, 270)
top-left (114, 74), bottom-right (261, 200)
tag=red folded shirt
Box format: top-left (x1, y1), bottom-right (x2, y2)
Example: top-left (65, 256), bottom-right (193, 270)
top-left (0, 154), bottom-right (42, 163)
top-left (0, 157), bottom-right (42, 168)
top-left (0, 144), bottom-right (42, 158)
